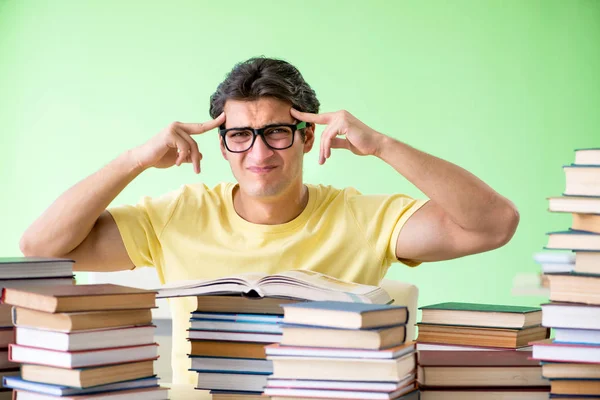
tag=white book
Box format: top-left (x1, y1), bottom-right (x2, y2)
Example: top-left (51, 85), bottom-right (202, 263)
top-left (554, 328), bottom-right (600, 345)
top-left (541, 303), bottom-right (600, 330)
top-left (266, 342), bottom-right (415, 359)
top-left (0, 257), bottom-right (73, 279)
top-left (264, 384), bottom-right (416, 399)
top-left (189, 319), bottom-right (282, 333)
top-left (3, 376), bottom-right (158, 397)
top-left (190, 357), bottom-right (272, 373)
top-left (532, 341), bottom-right (600, 363)
top-left (188, 330), bottom-right (281, 343)
top-left (9, 343), bottom-right (158, 368)
top-left (15, 325), bottom-right (156, 351)
top-left (196, 372), bottom-right (269, 392)
top-left (12, 387), bottom-right (168, 400)
top-left (266, 372), bottom-right (414, 391)
top-left (533, 251), bottom-right (575, 264)
top-left (157, 270), bottom-right (391, 304)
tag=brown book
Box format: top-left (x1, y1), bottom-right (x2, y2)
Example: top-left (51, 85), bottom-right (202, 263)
top-left (418, 351), bottom-right (547, 387)
top-left (546, 274), bottom-right (600, 305)
top-left (280, 324), bottom-right (406, 350)
top-left (20, 360), bottom-right (155, 388)
top-left (542, 362), bottom-right (600, 379)
top-left (12, 307), bottom-right (153, 332)
top-left (551, 379), bottom-right (600, 395)
top-left (1, 284), bottom-right (156, 313)
top-left (196, 295), bottom-right (300, 315)
top-left (416, 324), bottom-right (549, 348)
top-left (189, 340), bottom-right (267, 359)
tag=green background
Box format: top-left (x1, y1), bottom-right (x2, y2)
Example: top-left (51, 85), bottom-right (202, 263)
top-left (0, 0), bottom-right (598, 310)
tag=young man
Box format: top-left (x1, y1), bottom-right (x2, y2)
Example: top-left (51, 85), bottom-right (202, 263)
top-left (19, 57), bottom-right (519, 384)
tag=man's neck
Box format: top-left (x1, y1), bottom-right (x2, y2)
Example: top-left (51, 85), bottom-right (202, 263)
top-left (233, 182), bottom-right (309, 225)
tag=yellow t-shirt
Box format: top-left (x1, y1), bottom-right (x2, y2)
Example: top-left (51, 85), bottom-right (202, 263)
top-left (107, 182), bottom-right (428, 384)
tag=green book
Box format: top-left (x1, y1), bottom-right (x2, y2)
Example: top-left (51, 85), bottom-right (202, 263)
top-left (419, 302), bottom-right (542, 329)
top-left (420, 302), bottom-right (541, 313)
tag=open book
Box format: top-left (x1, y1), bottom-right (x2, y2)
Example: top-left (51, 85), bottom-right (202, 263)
top-left (156, 270), bottom-right (392, 304)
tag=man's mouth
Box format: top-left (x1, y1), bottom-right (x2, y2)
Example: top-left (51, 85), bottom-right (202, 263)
top-left (247, 166), bottom-right (277, 174)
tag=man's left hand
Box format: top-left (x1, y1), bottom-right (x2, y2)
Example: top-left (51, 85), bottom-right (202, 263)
top-left (291, 108), bottom-right (387, 165)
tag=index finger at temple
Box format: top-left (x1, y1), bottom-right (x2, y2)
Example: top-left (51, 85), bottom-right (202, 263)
top-left (290, 108), bottom-right (332, 125)
top-left (180, 112), bottom-right (226, 135)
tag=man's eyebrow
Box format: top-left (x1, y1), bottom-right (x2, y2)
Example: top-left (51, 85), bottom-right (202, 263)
top-left (223, 121), bottom-right (296, 130)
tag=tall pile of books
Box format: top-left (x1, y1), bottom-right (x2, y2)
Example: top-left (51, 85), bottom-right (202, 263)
top-left (0, 257), bottom-right (76, 399)
top-left (416, 302), bottom-right (551, 399)
top-left (263, 301), bottom-right (417, 399)
top-left (0, 283), bottom-right (168, 399)
top-left (190, 295), bottom-right (289, 399)
top-left (531, 147), bottom-right (600, 398)
top-left (156, 270), bottom-right (399, 398)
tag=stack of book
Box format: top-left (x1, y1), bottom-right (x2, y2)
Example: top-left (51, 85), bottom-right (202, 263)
top-left (0, 257), bottom-right (76, 399)
top-left (263, 301), bottom-right (418, 399)
top-left (157, 270), bottom-right (396, 398)
top-left (190, 295), bottom-right (291, 399)
top-left (0, 283), bottom-right (169, 399)
top-left (531, 147), bottom-right (600, 398)
top-left (416, 302), bottom-right (550, 399)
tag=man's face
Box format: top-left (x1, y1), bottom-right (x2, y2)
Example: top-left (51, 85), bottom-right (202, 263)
top-left (221, 97), bottom-right (315, 198)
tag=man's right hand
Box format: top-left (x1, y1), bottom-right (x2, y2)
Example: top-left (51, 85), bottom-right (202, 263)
top-left (131, 112), bottom-right (225, 174)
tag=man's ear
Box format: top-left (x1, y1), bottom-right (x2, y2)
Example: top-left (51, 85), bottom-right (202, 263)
top-left (219, 136), bottom-right (228, 160)
top-left (303, 123), bottom-right (315, 153)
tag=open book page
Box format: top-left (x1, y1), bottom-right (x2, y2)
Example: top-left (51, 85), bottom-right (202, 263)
top-left (257, 270), bottom-right (392, 304)
top-left (156, 272), bottom-right (268, 298)
top-left (156, 269), bottom-right (391, 304)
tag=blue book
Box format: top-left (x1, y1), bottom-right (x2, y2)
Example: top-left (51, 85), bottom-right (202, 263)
top-left (190, 312), bottom-right (283, 323)
top-left (281, 300), bottom-right (408, 329)
top-left (3, 376), bottom-right (158, 396)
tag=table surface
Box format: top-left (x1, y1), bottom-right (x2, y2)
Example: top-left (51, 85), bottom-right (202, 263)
top-left (163, 384), bottom-right (210, 400)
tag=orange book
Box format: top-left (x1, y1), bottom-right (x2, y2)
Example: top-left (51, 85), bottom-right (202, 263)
top-left (416, 324), bottom-right (549, 349)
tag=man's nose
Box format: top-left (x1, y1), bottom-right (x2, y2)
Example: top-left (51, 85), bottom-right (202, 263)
top-left (248, 134), bottom-right (275, 160)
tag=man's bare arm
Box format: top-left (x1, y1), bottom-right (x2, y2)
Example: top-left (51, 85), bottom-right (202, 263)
top-left (290, 108), bottom-right (519, 262)
top-left (376, 138), bottom-right (519, 262)
top-left (20, 115), bottom-right (225, 272)
top-left (20, 151), bottom-right (144, 271)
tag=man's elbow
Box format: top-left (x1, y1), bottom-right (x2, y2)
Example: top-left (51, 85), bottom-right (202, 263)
top-left (490, 202), bottom-right (520, 249)
top-left (19, 232), bottom-right (63, 258)
top-left (19, 233), bottom-right (36, 257)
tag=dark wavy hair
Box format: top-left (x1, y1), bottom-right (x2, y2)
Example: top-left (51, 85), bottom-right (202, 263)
top-left (209, 57), bottom-right (320, 138)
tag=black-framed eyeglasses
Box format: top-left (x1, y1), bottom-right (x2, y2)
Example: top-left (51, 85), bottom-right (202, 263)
top-left (219, 121), bottom-right (308, 153)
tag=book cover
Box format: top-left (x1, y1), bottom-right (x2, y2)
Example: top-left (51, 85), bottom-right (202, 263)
top-left (419, 302), bottom-right (541, 314)
top-left (282, 301), bottom-right (407, 314)
top-left (418, 350), bottom-right (539, 367)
